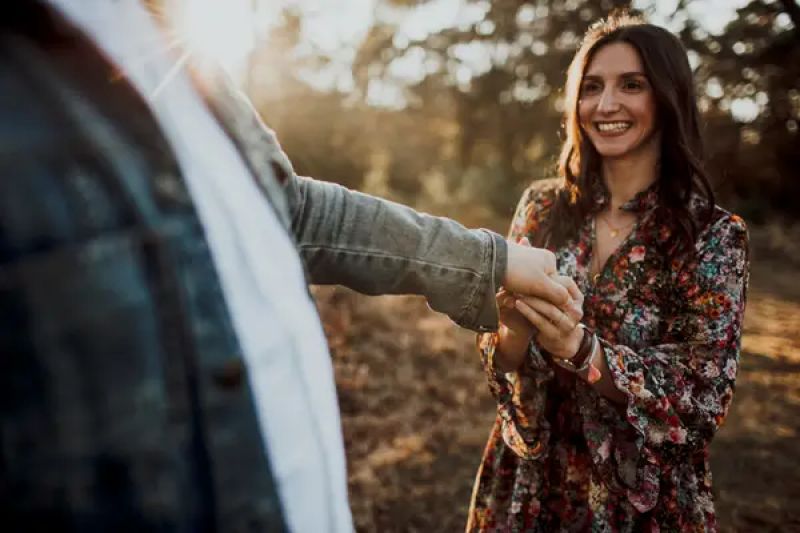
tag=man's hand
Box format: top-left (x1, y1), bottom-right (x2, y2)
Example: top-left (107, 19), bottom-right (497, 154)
top-left (503, 239), bottom-right (583, 323)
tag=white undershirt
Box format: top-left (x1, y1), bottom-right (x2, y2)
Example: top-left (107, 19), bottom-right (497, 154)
top-left (46, 2), bottom-right (353, 531)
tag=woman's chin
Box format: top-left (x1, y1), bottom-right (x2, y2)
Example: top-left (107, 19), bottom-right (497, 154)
top-left (590, 131), bottom-right (660, 161)
top-left (594, 144), bottom-right (633, 159)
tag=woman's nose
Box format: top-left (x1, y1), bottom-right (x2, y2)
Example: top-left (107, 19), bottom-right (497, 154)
top-left (597, 88), bottom-right (621, 113)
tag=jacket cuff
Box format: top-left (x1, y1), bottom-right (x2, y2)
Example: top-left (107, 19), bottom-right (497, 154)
top-left (458, 229), bottom-right (505, 332)
top-left (491, 230), bottom-right (507, 293)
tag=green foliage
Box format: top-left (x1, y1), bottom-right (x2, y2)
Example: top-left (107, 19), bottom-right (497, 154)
top-left (353, 1), bottom-right (633, 208)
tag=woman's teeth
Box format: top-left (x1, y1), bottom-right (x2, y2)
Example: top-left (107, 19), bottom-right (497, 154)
top-left (596, 121), bottom-right (632, 133)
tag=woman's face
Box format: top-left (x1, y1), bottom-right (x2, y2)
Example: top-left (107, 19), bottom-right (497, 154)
top-left (578, 42), bottom-right (659, 160)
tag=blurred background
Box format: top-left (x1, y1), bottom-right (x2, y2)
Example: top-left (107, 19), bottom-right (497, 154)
top-left (167, 0), bottom-right (799, 530)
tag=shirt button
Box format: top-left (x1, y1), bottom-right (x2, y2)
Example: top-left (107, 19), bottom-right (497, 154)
top-left (154, 172), bottom-right (188, 200)
top-left (211, 358), bottom-right (247, 390)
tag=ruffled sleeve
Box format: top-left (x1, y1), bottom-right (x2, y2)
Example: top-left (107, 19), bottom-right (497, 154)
top-left (476, 180), bottom-right (559, 459)
top-left (578, 213), bottom-right (749, 512)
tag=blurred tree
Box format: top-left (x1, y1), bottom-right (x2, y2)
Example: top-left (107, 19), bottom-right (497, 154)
top-left (242, 9), bottom-right (457, 218)
top-left (244, 11), bottom-right (373, 192)
top-left (679, 0), bottom-right (800, 221)
top-left (353, 0), bottom-right (633, 214)
top-left (245, 0), bottom-right (798, 224)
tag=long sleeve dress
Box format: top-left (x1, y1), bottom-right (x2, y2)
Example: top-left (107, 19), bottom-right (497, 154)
top-left (468, 178), bottom-right (749, 532)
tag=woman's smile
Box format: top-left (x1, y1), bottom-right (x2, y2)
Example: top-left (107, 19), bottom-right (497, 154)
top-left (594, 120), bottom-right (634, 134)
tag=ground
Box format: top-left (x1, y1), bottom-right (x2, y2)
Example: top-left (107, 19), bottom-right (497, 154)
top-left (316, 239), bottom-right (800, 532)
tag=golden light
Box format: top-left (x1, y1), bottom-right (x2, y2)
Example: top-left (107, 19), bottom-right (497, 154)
top-left (166, 0), bottom-right (258, 73)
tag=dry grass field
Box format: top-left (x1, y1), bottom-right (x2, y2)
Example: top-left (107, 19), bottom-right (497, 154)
top-left (316, 224), bottom-right (800, 532)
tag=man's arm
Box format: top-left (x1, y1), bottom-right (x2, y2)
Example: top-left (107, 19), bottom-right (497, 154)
top-left (286, 176), bottom-right (576, 332)
top-left (202, 68), bottom-right (577, 331)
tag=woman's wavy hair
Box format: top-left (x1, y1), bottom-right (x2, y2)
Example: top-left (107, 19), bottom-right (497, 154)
top-left (539, 12), bottom-right (714, 254)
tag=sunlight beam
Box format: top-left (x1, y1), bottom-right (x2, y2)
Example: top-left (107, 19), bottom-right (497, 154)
top-left (166, 0), bottom-right (260, 76)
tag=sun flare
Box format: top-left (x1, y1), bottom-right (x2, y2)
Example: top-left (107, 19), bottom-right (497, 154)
top-left (166, 0), bottom-right (258, 72)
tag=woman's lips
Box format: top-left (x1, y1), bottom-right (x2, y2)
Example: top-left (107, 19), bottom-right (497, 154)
top-left (594, 121), bottom-right (633, 136)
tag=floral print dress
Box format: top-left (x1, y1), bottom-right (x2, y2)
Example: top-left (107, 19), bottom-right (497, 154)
top-left (468, 179), bottom-right (749, 532)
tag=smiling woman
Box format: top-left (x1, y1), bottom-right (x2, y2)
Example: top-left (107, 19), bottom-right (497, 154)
top-left (468, 11), bottom-right (749, 532)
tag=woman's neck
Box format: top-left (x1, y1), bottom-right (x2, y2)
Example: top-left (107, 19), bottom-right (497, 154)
top-left (601, 145), bottom-right (660, 213)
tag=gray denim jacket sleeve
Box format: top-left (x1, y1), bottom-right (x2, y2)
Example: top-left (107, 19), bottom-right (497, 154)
top-left (285, 175), bottom-right (506, 331)
top-left (198, 65), bottom-right (505, 331)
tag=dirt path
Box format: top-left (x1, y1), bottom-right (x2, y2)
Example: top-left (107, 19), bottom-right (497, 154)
top-left (711, 260), bottom-right (800, 531)
top-left (318, 255), bottom-right (800, 532)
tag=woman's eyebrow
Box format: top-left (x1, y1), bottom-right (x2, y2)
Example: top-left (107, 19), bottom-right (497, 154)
top-left (583, 71), bottom-right (647, 80)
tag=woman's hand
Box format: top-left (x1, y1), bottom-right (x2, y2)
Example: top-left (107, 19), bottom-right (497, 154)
top-left (494, 274), bottom-right (585, 371)
top-left (493, 289), bottom-right (536, 372)
top-left (497, 289), bottom-right (536, 336)
top-left (514, 289), bottom-right (584, 361)
top-left (505, 239), bottom-right (583, 324)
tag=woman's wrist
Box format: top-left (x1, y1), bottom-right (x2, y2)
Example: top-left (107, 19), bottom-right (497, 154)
top-left (568, 326), bottom-right (594, 367)
top-left (496, 325), bottom-right (533, 371)
top-left (549, 324), bottom-right (585, 361)
top-left (550, 326), bottom-right (600, 384)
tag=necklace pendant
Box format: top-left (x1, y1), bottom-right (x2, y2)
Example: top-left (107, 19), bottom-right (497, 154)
top-left (610, 229), bottom-right (619, 238)
top-left (592, 273), bottom-right (601, 283)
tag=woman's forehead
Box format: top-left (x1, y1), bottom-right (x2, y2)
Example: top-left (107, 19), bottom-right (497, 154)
top-left (585, 42), bottom-right (644, 78)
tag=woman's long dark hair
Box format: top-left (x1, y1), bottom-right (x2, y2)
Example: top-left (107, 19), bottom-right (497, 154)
top-left (540, 12), bottom-right (714, 254)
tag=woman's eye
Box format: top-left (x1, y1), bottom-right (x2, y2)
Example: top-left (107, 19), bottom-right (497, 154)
top-left (622, 80), bottom-right (644, 91)
top-left (581, 83), bottom-right (601, 95)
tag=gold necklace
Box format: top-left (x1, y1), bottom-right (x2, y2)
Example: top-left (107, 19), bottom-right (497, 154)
top-left (599, 213), bottom-right (636, 239)
top-left (591, 258), bottom-right (602, 284)
top-left (591, 214), bottom-right (636, 284)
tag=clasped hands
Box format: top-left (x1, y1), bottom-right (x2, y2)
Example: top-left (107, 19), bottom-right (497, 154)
top-left (498, 238), bottom-right (585, 371)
